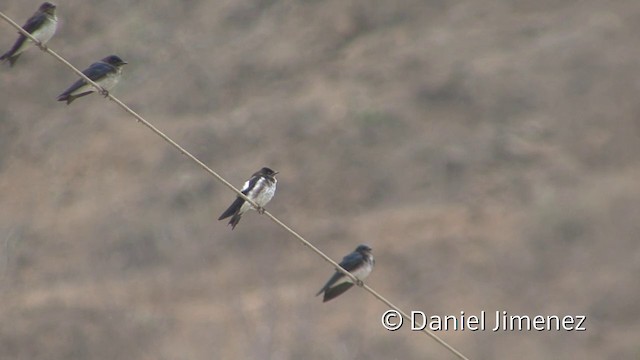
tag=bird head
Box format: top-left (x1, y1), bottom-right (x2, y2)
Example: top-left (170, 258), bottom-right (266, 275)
top-left (40, 2), bottom-right (57, 15)
top-left (102, 55), bottom-right (128, 67)
top-left (259, 167), bottom-right (279, 177)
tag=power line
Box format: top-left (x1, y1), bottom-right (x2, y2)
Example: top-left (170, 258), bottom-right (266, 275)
top-left (0, 11), bottom-right (470, 360)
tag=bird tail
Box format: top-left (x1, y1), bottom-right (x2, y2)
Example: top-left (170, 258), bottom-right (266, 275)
top-left (56, 94), bottom-right (74, 104)
top-left (57, 90), bottom-right (94, 105)
top-left (218, 197), bottom-right (244, 220)
top-left (0, 52), bottom-right (20, 67)
top-left (321, 283), bottom-right (354, 302)
top-left (316, 273), bottom-right (339, 297)
top-left (228, 214), bottom-right (242, 230)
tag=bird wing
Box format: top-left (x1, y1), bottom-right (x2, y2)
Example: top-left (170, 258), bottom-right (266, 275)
top-left (22, 12), bottom-right (48, 34)
top-left (218, 196), bottom-right (245, 220)
top-left (58, 62), bottom-right (115, 97)
top-left (241, 176), bottom-right (260, 196)
top-left (339, 251), bottom-right (365, 272)
top-left (217, 176), bottom-right (257, 220)
top-left (316, 251), bottom-right (364, 295)
top-left (82, 61), bottom-right (116, 81)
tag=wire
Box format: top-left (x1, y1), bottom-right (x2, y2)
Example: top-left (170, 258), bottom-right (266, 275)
top-left (0, 11), bottom-right (470, 360)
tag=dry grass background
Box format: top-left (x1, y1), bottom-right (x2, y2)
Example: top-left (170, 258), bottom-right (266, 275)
top-left (1, 0), bottom-right (640, 359)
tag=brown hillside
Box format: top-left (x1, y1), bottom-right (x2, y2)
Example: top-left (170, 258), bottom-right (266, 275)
top-left (1, 0), bottom-right (639, 358)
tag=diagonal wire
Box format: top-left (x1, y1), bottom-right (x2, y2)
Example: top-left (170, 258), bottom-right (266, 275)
top-left (0, 11), bottom-right (470, 360)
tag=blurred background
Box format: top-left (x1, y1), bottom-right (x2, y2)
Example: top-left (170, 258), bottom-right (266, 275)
top-left (1, 0), bottom-right (639, 359)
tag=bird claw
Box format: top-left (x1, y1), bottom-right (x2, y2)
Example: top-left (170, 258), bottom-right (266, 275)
top-left (99, 88), bottom-right (110, 97)
top-left (257, 206), bottom-right (266, 214)
top-left (36, 41), bottom-right (48, 51)
top-left (355, 278), bottom-right (364, 287)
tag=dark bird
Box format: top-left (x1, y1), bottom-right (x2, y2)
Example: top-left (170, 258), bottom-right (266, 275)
top-left (218, 167), bottom-right (278, 230)
top-left (317, 244), bottom-right (375, 303)
top-left (1, 2), bottom-right (58, 66)
top-left (56, 55), bottom-right (127, 104)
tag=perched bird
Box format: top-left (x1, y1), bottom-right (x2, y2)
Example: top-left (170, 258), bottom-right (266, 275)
top-left (1, 2), bottom-right (58, 66)
top-left (56, 55), bottom-right (127, 104)
top-left (218, 167), bottom-right (278, 230)
top-left (317, 244), bottom-right (375, 303)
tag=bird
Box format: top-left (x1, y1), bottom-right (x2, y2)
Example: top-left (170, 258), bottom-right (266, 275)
top-left (56, 55), bottom-right (127, 104)
top-left (1, 2), bottom-right (58, 66)
top-left (218, 167), bottom-right (278, 230)
top-left (317, 244), bottom-right (375, 303)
